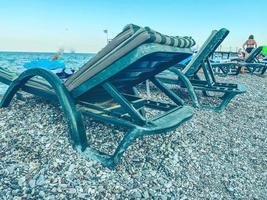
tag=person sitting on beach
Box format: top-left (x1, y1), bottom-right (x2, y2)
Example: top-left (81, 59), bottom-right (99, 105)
top-left (243, 35), bottom-right (257, 56)
top-left (51, 49), bottom-right (64, 61)
top-left (50, 50), bottom-right (74, 78)
top-left (52, 53), bottom-right (60, 60)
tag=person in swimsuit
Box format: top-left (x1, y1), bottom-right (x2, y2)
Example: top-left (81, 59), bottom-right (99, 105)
top-left (243, 35), bottom-right (257, 56)
top-left (239, 35), bottom-right (257, 73)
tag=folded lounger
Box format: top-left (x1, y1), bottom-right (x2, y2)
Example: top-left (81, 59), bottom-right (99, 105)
top-left (212, 46), bottom-right (267, 76)
top-left (0, 24), bottom-right (196, 169)
top-left (156, 28), bottom-right (246, 112)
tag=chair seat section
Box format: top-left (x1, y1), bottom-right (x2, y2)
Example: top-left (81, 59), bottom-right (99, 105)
top-left (66, 24), bottom-right (195, 97)
top-left (75, 43), bottom-right (192, 100)
top-left (157, 70), bottom-right (246, 94)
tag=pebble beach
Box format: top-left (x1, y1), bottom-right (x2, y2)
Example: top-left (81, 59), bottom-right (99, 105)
top-left (0, 74), bottom-right (266, 199)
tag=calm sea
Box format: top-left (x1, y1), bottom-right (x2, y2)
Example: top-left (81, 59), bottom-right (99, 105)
top-left (0, 51), bottom-right (95, 96)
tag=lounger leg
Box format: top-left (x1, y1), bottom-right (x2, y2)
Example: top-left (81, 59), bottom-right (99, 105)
top-left (202, 90), bottom-right (210, 97)
top-left (215, 92), bottom-right (237, 112)
top-left (150, 77), bottom-right (184, 106)
top-left (217, 66), bottom-right (229, 77)
top-left (109, 128), bottom-right (142, 169)
top-left (246, 66), bottom-right (254, 74)
top-left (235, 65), bottom-right (243, 75)
top-left (131, 87), bottom-right (146, 117)
top-left (171, 68), bottom-right (200, 108)
top-left (261, 66), bottom-right (267, 75)
top-left (83, 128), bottom-right (142, 169)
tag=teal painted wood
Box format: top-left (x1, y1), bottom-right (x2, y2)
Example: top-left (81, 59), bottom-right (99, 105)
top-left (0, 68), bottom-right (88, 151)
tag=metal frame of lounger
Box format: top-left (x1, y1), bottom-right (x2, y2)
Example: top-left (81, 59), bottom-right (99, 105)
top-left (0, 43), bottom-right (194, 169)
top-left (156, 28), bottom-right (246, 112)
top-left (212, 46), bottom-right (267, 76)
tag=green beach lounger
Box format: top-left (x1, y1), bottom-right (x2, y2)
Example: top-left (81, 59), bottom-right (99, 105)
top-left (156, 28), bottom-right (246, 112)
top-left (212, 46), bottom-right (267, 76)
top-left (0, 24), bottom-right (195, 169)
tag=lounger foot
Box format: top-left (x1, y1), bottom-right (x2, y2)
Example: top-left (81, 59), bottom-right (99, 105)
top-left (81, 148), bottom-right (116, 169)
top-left (199, 92), bottom-right (239, 113)
top-left (82, 128), bottom-right (142, 169)
top-left (170, 69), bottom-right (200, 108)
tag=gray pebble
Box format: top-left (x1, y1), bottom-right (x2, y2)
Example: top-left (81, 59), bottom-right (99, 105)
top-left (36, 175), bottom-right (45, 186)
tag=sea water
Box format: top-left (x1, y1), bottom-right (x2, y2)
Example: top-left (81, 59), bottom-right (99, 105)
top-left (0, 52), bottom-right (95, 96)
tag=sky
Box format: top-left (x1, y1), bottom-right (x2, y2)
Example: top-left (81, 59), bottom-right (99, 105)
top-left (0, 0), bottom-right (266, 53)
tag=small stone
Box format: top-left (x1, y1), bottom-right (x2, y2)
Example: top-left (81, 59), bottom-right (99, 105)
top-left (36, 175), bottom-right (45, 186)
top-left (227, 186), bottom-right (234, 192)
top-left (7, 165), bottom-right (15, 174)
top-left (68, 164), bottom-right (75, 172)
top-left (164, 181), bottom-right (172, 188)
top-left (161, 195), bottom-right (168, 200)
top-left (150, 170), bottom-right (157, 176)
top-left (78, 193), bottom-right (87, 198)
top-left (132, 190), bottom-right (142, 198)
top-left (60, 184), bottom-right (68, 188)
top-left (29, 179), bottom-right (36, 188)
top-left (11, 189), bottom-right (19, 196)
top-left (18, 177), bottom-right (26, 187)
top-left (143, 191), bottom-right (149, 199)
top-left (68, 188), bottom-right (76, 194)
top-left (36, 123), bottom-right (43, 129)
top-left (13, 197), bottom-right (22, 200)
top-left (98, 186), bottom-right (104, 192)
top-left (39, 191), bottom-right (45, 197)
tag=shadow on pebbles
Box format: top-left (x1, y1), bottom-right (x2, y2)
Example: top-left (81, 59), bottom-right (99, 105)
top-left (0, 74), bottom-right (266, 199)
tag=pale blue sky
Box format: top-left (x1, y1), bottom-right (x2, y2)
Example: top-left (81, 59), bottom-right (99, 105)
top-left (0, 0), bottom-right (266, 53)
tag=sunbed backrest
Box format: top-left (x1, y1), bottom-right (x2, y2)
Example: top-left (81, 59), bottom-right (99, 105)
top-left (244, 46), bottom-right (263, 63)
top-left (65, 24), bottom-right (195, 94)
top-left (66, 24), bottom-right (141, 85)
top-left (182, 28), bottom-right (229, 77)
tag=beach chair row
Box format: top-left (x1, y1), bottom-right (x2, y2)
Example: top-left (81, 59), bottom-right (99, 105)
top-left (0, 24), bottom-right (252, 169)
top-left (211, 46), bottom-right (267, 76)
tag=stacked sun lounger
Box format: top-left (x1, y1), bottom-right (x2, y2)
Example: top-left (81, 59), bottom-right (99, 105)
top-left (0, 24), bottom-right (250, 169)
top-left (0, 24), bottom-right (197, 169)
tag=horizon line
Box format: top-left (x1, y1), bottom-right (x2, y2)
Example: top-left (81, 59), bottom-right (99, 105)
top-left (0, 50), bottom-right (96, 54)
